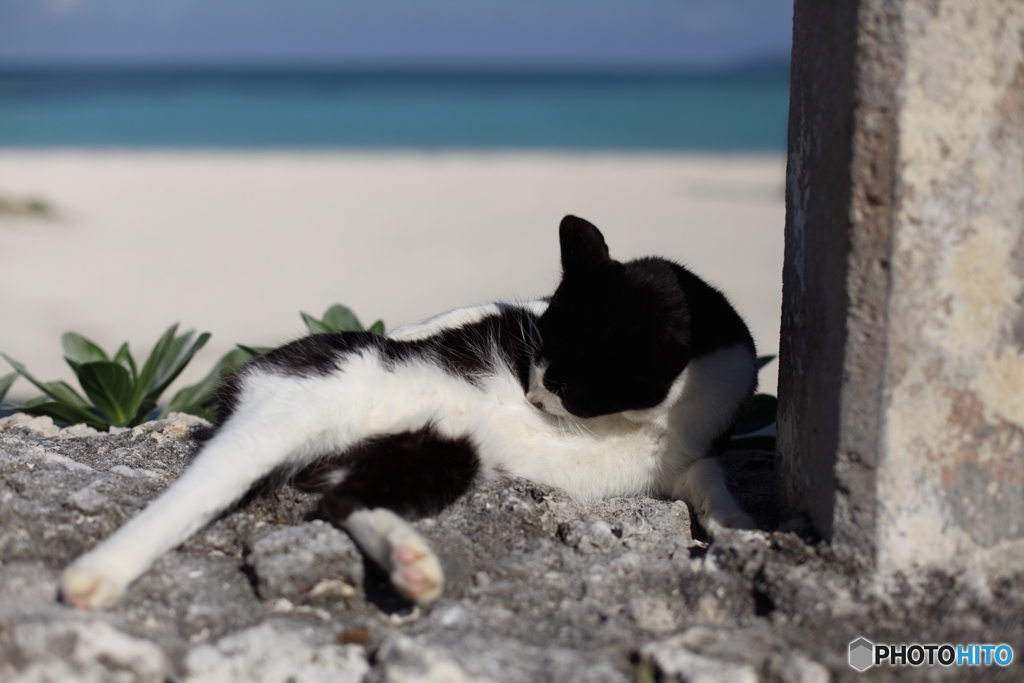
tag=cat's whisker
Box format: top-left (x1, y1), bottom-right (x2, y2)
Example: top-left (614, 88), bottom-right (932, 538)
top-left (574, 418), bottom-right (597, 439)
top-left (558, 415), bottom-right (590, 440)
top-left (557, 416), bottom-right (574, 438)
top-left (556, 416), bottom-right (573, 438)
top-left (572, 417), bottom-right (595, 439)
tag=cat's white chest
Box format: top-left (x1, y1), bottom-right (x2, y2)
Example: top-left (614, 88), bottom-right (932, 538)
top-left (466, 372), bottom-right (674, 503)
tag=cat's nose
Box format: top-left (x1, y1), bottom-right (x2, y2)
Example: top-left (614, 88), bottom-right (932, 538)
top-left (525, 387), bottom-right (545, 410)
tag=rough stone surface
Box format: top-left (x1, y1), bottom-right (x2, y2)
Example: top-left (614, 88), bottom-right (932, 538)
top-left (779, 0), bottom-right (1024, 574)
top-left (4, 618), bottom-right (171, 683)
top-left (185, 621), bottom-right (369, 683)
top-left (1, 416), bottom-right (1021, 681)
top-left (368, 634), bottom-right (489, 683)
top-left (250, 520), bottom-right (364, 604)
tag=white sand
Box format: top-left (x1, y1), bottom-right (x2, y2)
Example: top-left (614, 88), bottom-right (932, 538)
top-left (0, 151), bottom-right (785, 402)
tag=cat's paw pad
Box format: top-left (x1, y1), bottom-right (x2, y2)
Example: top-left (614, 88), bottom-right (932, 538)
top-left (61, 564), bottom-right (125, 609)
top-left (385, 528), bottom-right (443, 605)
top-left (704, 508), bottom-right (756, 536)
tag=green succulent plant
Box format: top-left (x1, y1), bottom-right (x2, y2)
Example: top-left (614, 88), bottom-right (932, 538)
top-left (2, 325), bottom-right (209, 431)
top-left (1, 304), bottom-right (387, 429)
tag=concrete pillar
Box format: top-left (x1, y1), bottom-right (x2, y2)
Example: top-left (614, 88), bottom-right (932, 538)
top-left (778, 0), bottom-right (1024, 574)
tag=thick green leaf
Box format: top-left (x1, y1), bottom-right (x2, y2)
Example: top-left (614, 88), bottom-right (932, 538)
top-left (147, 331), bottom-right (210, 402)
top-left (164, 347), bottom-right (255, 418)
top-left (300, 312), bottom-right (334, 335)
top-left (733, 393), bottom-right (778, 435)
top-left (128, 324), bottom-right (210, 407)
top-left (113, 342), bottom-right (137, 380)
top-left (170, 331), bottom-right (212, 378)
top-left (1, 354), bottom-right (92, 409)
top-left (19, 401), bottom-right (109, 431)
top-left (164, 352), bottom-right (231, 416)
top-left (43, 380), bottom-right (95, 411)
top-left (368, 320), bottom-right (386, 335)
top-left (3, 353), bottom-right (57, 398)
top-left (164, 380), bottom-right (215, 417)
top-left (155, 331), bottom-right (193, 383)
top-left (0, 372), bottom-right (15, 404)
top-left (322, 304), bottom-right (364, 332)
top-left (127, 400), bottom-right (158, 428)
top-left (756, 355), bottom-right (776, 370)
top-left (23, 395), bottom-right (51, 407)
top-left (133, 324), bottom-right (180, 407)
top-left (62, 332), bottom-right (109, 367)
top-left (77, 361), bottom-right (137, 426)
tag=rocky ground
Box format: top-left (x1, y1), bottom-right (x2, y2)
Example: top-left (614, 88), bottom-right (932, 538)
top-left (0, 412), bottom-right (1020, 683)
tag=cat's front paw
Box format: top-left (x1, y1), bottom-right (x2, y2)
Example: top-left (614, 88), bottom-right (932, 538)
top-left (703, 507), bottom-right (756, 536)
top-left (384, 526), bottom-right (444, 605)
top-left (61, 563), bottom-right (126, 609)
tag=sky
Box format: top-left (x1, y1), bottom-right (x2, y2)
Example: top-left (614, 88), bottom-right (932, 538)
top-left (0, 0), bottom-right (793, 68)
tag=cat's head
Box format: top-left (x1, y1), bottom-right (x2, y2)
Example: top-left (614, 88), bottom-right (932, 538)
top-left (527, 216), bottom-right (690, 419)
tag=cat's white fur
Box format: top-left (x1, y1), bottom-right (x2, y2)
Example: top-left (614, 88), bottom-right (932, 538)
top-left (387, 300), bottom-right (549, 342)
top-left (62, 301), bottom-right (755, 609)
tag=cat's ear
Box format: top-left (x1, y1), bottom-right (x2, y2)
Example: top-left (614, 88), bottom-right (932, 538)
top-left (559, 215), bottom-right (610, 274)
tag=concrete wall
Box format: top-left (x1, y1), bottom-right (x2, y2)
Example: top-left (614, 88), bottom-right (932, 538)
top-left (778, 0), bottom-right (1024, 574)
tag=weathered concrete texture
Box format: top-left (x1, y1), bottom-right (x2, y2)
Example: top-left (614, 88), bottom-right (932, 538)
top-left (2, 414), bottom-right (1022, 682)
top-left (877, 0), bottom-right (1024, 573)
top-left (779, 0), bottom-right (1024, 575)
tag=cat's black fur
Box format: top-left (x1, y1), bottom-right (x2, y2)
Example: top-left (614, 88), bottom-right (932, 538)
top-left (536, 217), bottom-right (753, 418)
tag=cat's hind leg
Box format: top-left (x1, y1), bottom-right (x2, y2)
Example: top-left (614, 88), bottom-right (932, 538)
top-left (344, 508), bottom-right (443, 605)
top-left (307, 426), bottom-right (479, 605)
top-left (62, 342), bottom-right (381, 609)
top-left (60, 414), bottom-right (331, 608)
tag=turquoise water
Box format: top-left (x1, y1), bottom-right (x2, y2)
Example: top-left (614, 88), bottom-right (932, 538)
top-left (0, 65), bottom-right (789, 150)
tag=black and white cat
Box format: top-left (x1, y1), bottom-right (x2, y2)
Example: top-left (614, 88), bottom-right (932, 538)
top-left (62, 216), bottom-right (757, 609)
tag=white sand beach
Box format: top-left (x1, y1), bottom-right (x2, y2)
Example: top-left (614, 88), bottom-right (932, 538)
top-left (0, 151), bottom-right (785, 402)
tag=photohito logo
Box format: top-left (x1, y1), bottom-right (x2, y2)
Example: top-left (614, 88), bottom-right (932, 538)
top-left (849, 638), bottom-right (1014, 671)
top-left (849, 638), bottom-right (874, 672)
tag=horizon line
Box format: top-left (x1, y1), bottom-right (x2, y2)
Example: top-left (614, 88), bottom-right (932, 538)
top-left (0, 56), bottom-right (791, 75)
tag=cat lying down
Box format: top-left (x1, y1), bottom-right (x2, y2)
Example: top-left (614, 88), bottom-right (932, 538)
top-left (62, 215), bottom-right (757, 608)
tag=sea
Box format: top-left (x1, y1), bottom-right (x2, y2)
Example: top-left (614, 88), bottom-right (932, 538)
top-left (0, 64), bottom-right (789, 150)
